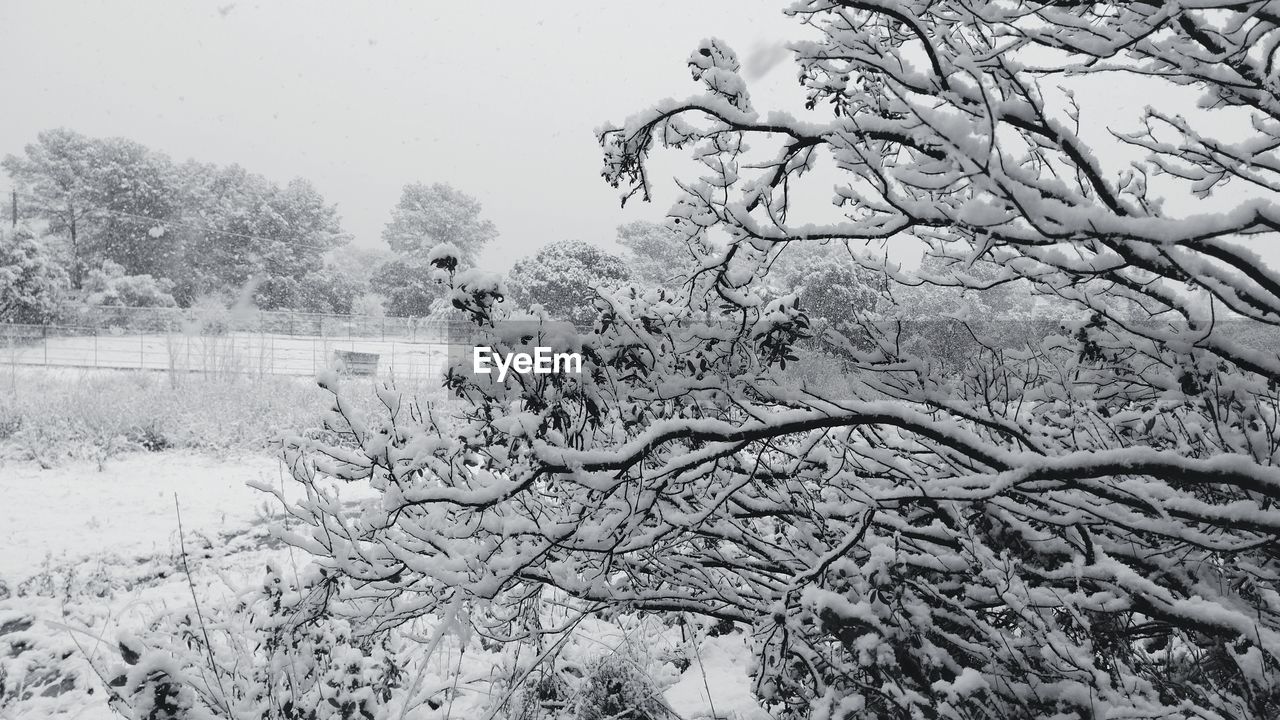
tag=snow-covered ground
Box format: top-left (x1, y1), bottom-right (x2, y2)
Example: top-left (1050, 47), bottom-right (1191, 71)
top-left (664, 636), bottom-right (769, 719)
top-left (0, 451), bottom-right (768, 720)
top-left (0, 451), bottom-right (292, 581)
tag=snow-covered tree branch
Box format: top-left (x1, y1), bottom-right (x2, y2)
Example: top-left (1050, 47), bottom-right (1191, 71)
top-left (275, 3), bottom-right (1280, 718)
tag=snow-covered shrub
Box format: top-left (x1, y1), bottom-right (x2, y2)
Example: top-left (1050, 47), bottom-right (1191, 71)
top-left (0, 370), bottom-right (332, 464)
top-left (254, 266), bottom-right (363, 314)
top-left (84, 260), bottom-right (177, 310)
top-left (426, 241), bottom-right (462, 273)
top-left (0, 226), bottom-right (67, 325)
top-left (111, 645), bottom-right (200, 720)
top-left (102, 562), bottom-right (425, 720)
top-left (573, 654), bottom-right (665, 720)
top-left (183, 294), bottom-right (232, 335)
top-left (0, 404), bottom-right (22, 441)
top-left (0, 608), bottom-right (93, 714)
top-left (504, 669), bottom-right (573, 720)
top-left (349, 292), bottom-right (386, 319)
top-left (448, 267), bottom-right (507, 323)
top-left (505, 240), bottom-right (629, 326)
top-left (372, 259), bottom-right (448, 318)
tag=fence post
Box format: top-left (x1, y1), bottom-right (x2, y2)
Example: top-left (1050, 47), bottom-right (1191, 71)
top-left (94, 329), bottom-right (98, 368)
top-left (140, 330), bottom-right (145, 369)
top-left (42, 324), bottom-right (47, 366)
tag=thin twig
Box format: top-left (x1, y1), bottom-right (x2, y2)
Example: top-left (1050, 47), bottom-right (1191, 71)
top-left (174, 493), bottom-right (232, 716)
top-left (685, 614), bottom-right (719, 720)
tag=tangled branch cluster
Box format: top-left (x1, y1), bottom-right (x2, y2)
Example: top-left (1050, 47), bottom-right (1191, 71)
top-left (278, 3), bottom-right (1280, 718)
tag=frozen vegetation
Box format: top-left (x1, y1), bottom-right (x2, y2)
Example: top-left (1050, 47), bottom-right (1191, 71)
top-left (5, 1), bottom-right (1280, 719)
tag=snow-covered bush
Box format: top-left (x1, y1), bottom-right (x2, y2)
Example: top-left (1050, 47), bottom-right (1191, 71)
top-left (505, 240), bottom-right (629, 326)
top-left (1, 603), bottom-right (103, 716)
top-left (372, 259), bottom-right (447, 317)
top-left (0, 370), bottom-right (332, 465)
top-left (101, 562), bottom-right (423, 720)
top-left (183, 294), bottom-right (232, 336)
top-left (573, 654), bottom-right (665, 720)
top-left (349, 292), bottom-right (386, 319)
top-left (253, 266), bottom-right (363, 314)
top-left (0, 226), bottom-right (67, 325)
top-left (84, 260), bottom-right (177, 309)
top-left (263, 4), bottom-right (1280, 720)
top-left (78, 260), bottom-right (179, 332)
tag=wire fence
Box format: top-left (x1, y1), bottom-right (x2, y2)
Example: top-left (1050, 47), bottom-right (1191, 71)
top-left (51, 304), bottom-right (466, 341)
top-left (0, 305), bottom-right (476, 381)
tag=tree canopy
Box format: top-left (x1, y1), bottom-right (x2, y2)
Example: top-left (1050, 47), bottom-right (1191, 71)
top-left (3, 129), bottom-right (349, 309)
top-left (381, 182), bottom-right (497, 265)
top-left (615, 220), bottom-right (700, 288)
top-left (505, 239), bottom-right (631, 325)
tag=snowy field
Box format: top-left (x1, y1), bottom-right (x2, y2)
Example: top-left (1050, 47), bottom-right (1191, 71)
top-left (0, 331), bottom-right (451, 380)
top-left (0, 452), bottom-right (297, 580)
top-left (0, 451), bottom-right (767, 719)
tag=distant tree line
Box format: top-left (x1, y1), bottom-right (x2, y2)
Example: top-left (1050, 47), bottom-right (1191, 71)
top-left (0, 128), bottom-right (694, 329)
top-left (0, 128), bottom-right (665, 328)
top-left (4, 130), bottom-right (342, 299)
top-left (0, 128), bottom-right (365, 321)
top-left (4, 128), bottom-right (900, 331)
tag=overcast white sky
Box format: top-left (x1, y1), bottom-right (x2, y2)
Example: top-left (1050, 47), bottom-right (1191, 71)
top-left (3, 2), bottom-right (1277, 275)
top-left (0, 1), bottom-right (800, 270)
